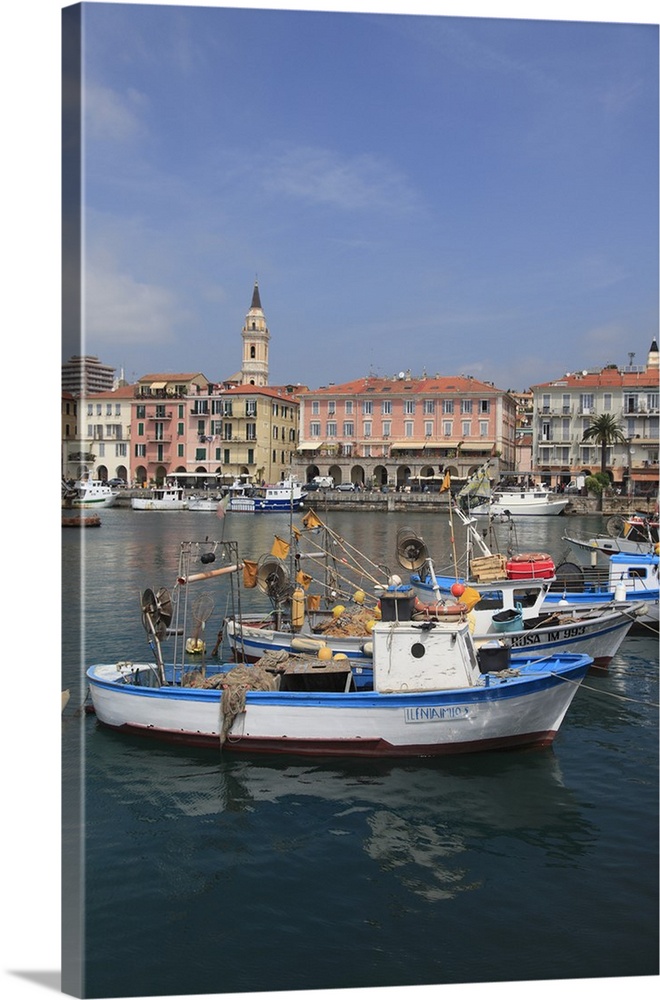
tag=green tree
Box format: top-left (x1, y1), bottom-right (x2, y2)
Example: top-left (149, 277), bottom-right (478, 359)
top-left (581, 414), bottom-right (627, 508)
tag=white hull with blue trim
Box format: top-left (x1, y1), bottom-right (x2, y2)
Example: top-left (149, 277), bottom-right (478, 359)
top-left (87, 615), bottom-right (591, 758)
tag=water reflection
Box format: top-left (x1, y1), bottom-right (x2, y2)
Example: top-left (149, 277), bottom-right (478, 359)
top-left (87, 720), bottom-right (596, 906)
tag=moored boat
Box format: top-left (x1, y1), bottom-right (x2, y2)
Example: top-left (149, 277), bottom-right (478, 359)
top-left (457, 464), bottom-right (568, 517)
top-left (86, 575), bottom-right (593, 758)
top-left (64, 478), bottom-right (118, 509)
top-left (131, 484), bottom-right (187, 511)
top-left (227, 476), bottom-right (306, 513)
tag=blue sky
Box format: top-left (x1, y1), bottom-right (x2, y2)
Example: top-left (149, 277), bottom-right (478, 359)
top-left (65, 0), bottom-right (658, 394)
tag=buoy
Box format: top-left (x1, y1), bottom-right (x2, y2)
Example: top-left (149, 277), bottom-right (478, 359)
top-left (365, 619), bottom-right (376, 632)
top-left (353, 589), bottom-right (365, 605)
top-left (388, 574), bottom-right (402, 586)
top-left (450, 582), bottom-right (466, 598)
top-left (332, 604), bottom-right (346, 618)
top-left (317, 645), bottom-right (332, 661)
top-left (333, 653), bottom-right (348, 660)
top-left (291, 587), bottom-right (305, 628)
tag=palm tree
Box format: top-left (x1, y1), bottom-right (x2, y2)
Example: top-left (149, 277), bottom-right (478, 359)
top-left (581, 414), bottom-right (627, 508)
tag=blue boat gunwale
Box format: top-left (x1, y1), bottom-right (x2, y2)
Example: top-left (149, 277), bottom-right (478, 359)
top-left (86, 655), bottom-right (591, 708)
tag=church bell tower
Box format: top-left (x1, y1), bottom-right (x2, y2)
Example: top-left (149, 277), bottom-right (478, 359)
top-left (240, 280), bottom-right (270, 386)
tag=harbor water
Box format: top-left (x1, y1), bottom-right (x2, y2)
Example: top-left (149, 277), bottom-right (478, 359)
top-left (61, 506), bottom-right (659, 998)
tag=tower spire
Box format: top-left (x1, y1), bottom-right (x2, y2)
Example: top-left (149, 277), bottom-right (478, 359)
top-left (240, 279), bottom-right (270, 386)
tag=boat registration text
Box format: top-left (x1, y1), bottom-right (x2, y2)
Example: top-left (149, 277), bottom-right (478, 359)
top-left (404, 705), bottom-right (470, 724)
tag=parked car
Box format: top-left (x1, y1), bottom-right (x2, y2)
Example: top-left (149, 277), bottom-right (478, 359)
top-left (305, 482), bottom-right (320, 491)
top-left (108, 478), bottom-right (127, 487)
top-left (335, 482), bottom-right (357, 492)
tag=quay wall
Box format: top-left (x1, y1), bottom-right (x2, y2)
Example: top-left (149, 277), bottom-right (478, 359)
top-left (114, 490), bottom-right (656, 517)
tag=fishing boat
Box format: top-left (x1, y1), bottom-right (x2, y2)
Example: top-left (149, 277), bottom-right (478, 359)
top-left (131, 484), bottom-right (187, 511)
top-left (469, 481), bottom-right (569, 517)
top-left (544, 552), bottom-right (659, 629)
top-left (64, 478), bottom-right (118, 509)
top-left (225, 513), bottom-right (646, 668)
top-left (187, 495), bottom-right (227, 512)
top-left (457, 463), bottom-right (568, 517)
top-left (563, 511), bottom-right (659, 558)
top-left (86, 558), bottom-right (593, 757)
top-left (227, 476), bottom-right (306, 513)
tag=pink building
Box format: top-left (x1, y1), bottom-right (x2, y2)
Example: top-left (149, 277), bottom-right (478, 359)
top-left (296, 373), bottom-right (517, 488)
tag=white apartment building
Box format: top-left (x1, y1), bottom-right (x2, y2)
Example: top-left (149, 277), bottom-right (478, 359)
top-left (531, 340), bottom-right (659, 495)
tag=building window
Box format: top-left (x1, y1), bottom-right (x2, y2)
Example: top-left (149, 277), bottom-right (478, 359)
top-left (405, 421), bottom-right (414, 437)
top-left (345, 400), bottom-right (353, 415)
top-left (137, 422), bottom-right (144, 436)
top-left (310, 421), bottom-right (321, 437)
top-left (137, 405), bottom-right (146, 419)
top-left (424, 421), bottom-right (434, 437)
top-left (326, 422), bottom-right (337, 437)
top-left (223, 449), bottom-right (231, 464)
top-left (246, 400), bottom-right (257, 417)
top-left (224, 424), bottom-right (232, 440)
top-left (404, 399), bottom-right (415, 415)
top-left (273, 426), bottom-right (279, 439)
top-left (177, 422), bottom-right (184, 436)
top-left (479, 421), bottom-right (489, 437)
top-left (461, 399), bottom-right (472, 414)
top-left (247, 448), bottom-right (254, 464)
top-left (362, 400), bottom-right (373, 415)
top-left (327, 401), bottom-right (336, 415)
top-left (562, 394), bottom-right (571, 414)
top-left (580, 394), bottom-right (595, 414)
top-left (479, 400), bottom-right (490, 414)
top-left (382, 420), bottom-right (391, 437)
top-left (178, 444), bottom-right (184, 457)
top-left (343, 421), bottom-right (354, 437)
top-left (312, 401), bottom-right (320, 415)
top-left (443, 400), bottom-right (454, 414)
top-left (423, 400), bottom-right (435, 415)
top-left (382, 400), bottom-right (392, 415)
top-left (246, 423), bottom-right (256, 440)
top-left (461, 421), bottom-right (470, 437)
top-left (364, 421), bottom-right (372, 438)
top-left (443, 421), bottom-right (452, 436)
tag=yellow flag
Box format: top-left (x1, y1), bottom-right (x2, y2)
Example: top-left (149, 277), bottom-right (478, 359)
top-left (270, 535), bottom-right (290, 560)
top-left (242, 559), bottom-right (259, 589)
top-left (302, 510), bottom-right (322, 530)
top-left (439, 471), bottom-right (451, 493)
top-left (296, 570), bottom-right (313, 589)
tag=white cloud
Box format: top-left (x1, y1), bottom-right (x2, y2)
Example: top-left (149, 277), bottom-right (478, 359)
top-left (263, 146), bottom-right (419, 213)
top-left (84, 82), bottom-right (147, 142)
top-left (83, 265), bottom-right (183, 346)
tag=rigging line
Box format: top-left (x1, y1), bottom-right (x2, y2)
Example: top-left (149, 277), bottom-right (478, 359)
top-left (309, 517), bottom-right (385, 579)
top-left (299, 532), bottom-right (382, 587)
top-left (547, 671), bottom-right (659, 708)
